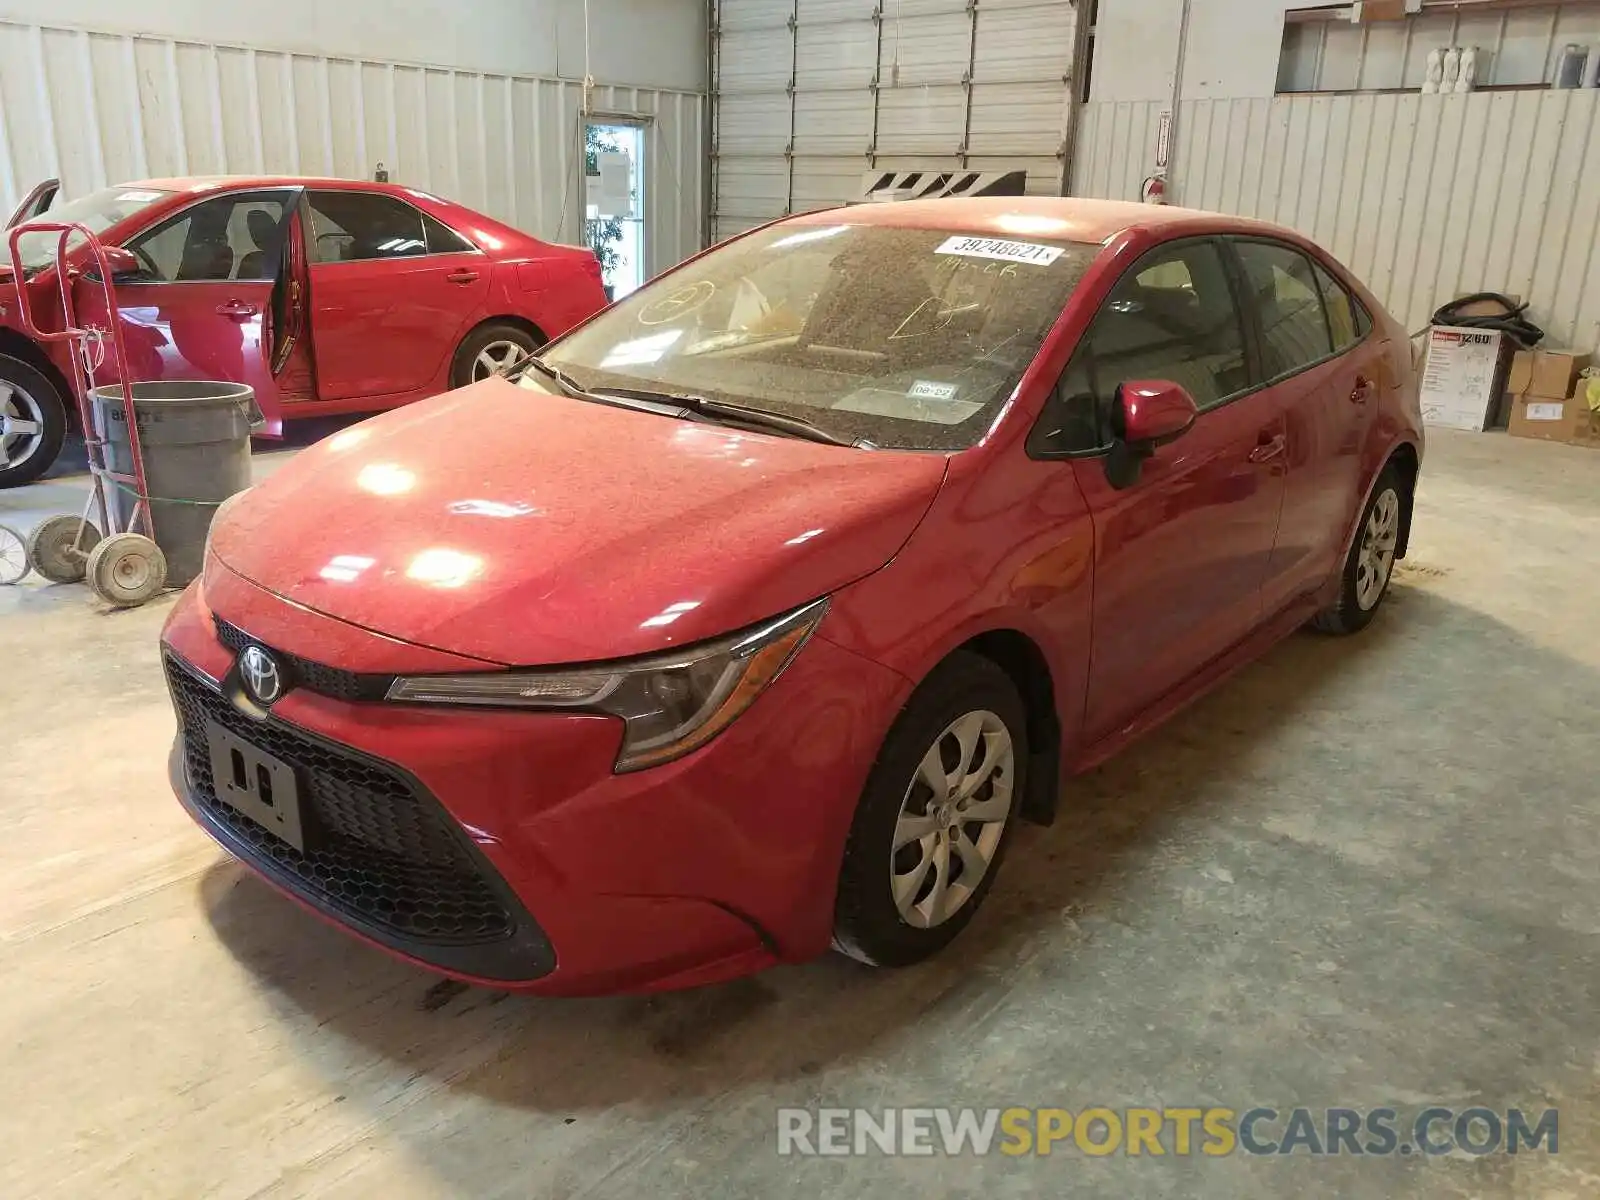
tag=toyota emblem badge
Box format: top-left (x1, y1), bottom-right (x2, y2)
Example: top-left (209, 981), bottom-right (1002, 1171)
top-left (240, 645), bottom-right (283, 705)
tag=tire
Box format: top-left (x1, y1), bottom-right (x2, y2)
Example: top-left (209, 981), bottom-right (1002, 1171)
top-left (1311, 465), bottom-right (1404, 635)
top-left (27, 515), bottom-right (100, 584)
top-left (0, 523), bottom-right (27, 584)
top-left (85, 533), bottom-right (167, 607)
top-left (449, 323), bottom-right (543, 389)
top-left (833, 651), bottom-right (1028, 968)
top-left (0, 355), bottom-right (68, 489)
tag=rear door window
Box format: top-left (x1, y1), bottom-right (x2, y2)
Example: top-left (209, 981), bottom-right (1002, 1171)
top-left (1312, 260), bottom-right (1366, 350)
top-left (307, 191), bottom-right (429, 263)
top-left (1233, 241), bottom-right (1335, 381)
top-left (422, 211), bottom-right (475, 253)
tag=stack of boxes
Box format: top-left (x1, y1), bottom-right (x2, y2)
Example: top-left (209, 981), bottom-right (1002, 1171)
top-left (1505, 349), bottom-right (1600, 448)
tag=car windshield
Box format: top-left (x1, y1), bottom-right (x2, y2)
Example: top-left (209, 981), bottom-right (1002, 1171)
top-left (11, 186), bottom-right (174, 271)
top-left (533, 222), bottom-right (1100, 450)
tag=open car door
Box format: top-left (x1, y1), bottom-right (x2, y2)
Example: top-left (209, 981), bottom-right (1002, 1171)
top-left (266, 198), bottom-right (317, 417)
top-left (6, 179), bottom-right (59, 229)
top-left (69, 186), bottom-right (305, 434)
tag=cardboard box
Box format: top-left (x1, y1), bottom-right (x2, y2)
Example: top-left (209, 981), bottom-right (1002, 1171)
top-left (1507, 394), bottom-right (1586, 442)
top-left (1506, 348), bottom-right (1592, 399)
top-left (1420, 326), bottom-right (1506, 432)
top-left (1351, 0), bottom-right (1411, 21)
top-left (1571, 412), bottom-right (1600, 448)
top-left (1570, 379), bottom-right (1600, 448)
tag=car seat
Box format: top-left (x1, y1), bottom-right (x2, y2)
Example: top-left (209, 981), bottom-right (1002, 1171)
top-left (1091, 284), bottom-right (1227, 404)
top-left (177, 233), bottom-right (234, 281)
top-left (235, 210), bottom-right (279, 280)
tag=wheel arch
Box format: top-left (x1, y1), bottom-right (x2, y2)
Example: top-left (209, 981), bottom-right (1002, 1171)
top-left (450, 316), bottom-right (550, 387)
top-left (1337, 437), bottom-right (1421, 570)
top-left (1386, 440), bottom-right (1421, 558)
top-left (464, 314), bottom-right (549, 347)
top-left (0, 331), bottom-right (75, 429)
top-left (951, 628), bottom-right (1062, 827)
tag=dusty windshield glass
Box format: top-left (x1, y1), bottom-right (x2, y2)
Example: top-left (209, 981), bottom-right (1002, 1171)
top-left (535, 222), bottom-right (1099, 450)
top-left (13, 187), bottom-right (174, 271)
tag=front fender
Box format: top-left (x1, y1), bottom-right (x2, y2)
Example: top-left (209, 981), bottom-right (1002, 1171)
top-left (821, 452), bottom-right (1094, 800)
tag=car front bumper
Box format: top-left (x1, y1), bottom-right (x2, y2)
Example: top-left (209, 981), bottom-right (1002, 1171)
top-left (160, 568), bottom-right (910, 996)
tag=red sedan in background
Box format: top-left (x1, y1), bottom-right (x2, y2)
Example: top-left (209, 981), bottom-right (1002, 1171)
top-left (162, 198), bottom-right (1423, 995)
top-left (0, 176), bottom-right (608, 486)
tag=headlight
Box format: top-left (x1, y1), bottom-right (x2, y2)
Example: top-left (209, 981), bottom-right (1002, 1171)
top-left (386, 597), bottom-right (829, 772)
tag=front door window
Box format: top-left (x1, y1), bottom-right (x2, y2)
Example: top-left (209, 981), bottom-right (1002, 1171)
top-left (1031, 239), bottom-right (1250, 456)
top-left (124, 192), bottom-right (291, 282)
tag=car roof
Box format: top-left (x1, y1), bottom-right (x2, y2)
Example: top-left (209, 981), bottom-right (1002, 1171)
top-left (125, 175), bottom-right (443, 200)
top-left (786, 195), bottom-right (1302, 247)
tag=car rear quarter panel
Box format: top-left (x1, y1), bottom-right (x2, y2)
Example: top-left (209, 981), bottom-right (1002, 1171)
top-left (488, 258), bottom-right (605, 340)
top-left (1344, 331), bottom-right (1425, 568)
top-left (415, 192), bottom-right (607, 342)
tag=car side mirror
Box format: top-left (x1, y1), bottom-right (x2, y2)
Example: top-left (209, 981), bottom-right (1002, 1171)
top-left (1104, 379), bottom-right (1199, 489)
top-left (99, 246), bottom-right (141, 279)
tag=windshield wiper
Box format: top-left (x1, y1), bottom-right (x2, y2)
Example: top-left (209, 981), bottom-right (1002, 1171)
top-left (508, 361), bottom-right (869, 447)
top-left (508, 355), bottom-right (682, 417)
top-left (590, 386), bottom-right (869, 449)
top-left (506, 352), bottom-right (577, 392)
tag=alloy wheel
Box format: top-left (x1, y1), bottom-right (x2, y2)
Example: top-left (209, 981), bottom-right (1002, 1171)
top-left (1356, 486), bottom-right (1400, 611)
top-left (471, 339), bottom-right (528, 382)
top-left (890, 710), bottom-right (1015, 929)
top-left (0, 381), bottom-right (45, 471)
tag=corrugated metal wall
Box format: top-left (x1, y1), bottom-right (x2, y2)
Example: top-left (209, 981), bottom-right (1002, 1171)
top-left (1073, 89), bottom-right (1600, 351)
top-left (0, 18), bottom-right (705, 276)
top-left (713, 0), bottom-right (1079, 241)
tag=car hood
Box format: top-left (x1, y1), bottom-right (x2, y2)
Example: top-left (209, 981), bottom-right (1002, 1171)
top-left (210, 377), bottom-right (947, 665)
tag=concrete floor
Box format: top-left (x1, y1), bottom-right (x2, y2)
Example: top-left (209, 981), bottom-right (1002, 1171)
top-left (1, 427), bottom-right (1598, 1199)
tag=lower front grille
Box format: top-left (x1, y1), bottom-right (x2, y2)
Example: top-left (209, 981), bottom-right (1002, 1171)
top-left (165, 653), bottom-right (553, 978)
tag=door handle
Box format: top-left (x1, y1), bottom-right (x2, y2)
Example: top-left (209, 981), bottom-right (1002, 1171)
top-left (446, 270), bottom-right (480, 284)
top-left (216, 300), bottom-right (260, 319)
top-left (1248, 433), bottom-right (1287, 464)
top-left (1351, 375), bottom-right (1375, 404)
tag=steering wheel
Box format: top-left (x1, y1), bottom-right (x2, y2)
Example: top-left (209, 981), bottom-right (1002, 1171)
top-left (128, 243), bottom-right (161, 278)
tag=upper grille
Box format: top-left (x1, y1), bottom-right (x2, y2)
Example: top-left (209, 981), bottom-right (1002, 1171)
top-left (213, 616), bottom-right (392, 702)
top-left (167, 654), bottom-right (514, 945)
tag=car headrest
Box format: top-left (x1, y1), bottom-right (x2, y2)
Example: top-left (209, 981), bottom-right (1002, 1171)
top-left (246, 209), bottom-right (277, 248)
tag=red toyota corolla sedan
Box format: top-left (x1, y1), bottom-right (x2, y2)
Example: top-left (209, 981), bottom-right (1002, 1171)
top-left (161, 198), bottom-right (1423, 996)
top-left (0, 175), bottom-right (606, 486)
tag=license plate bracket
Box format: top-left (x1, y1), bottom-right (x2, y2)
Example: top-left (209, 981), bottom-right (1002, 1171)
top-left (204, 720), bottom-right (307, 852)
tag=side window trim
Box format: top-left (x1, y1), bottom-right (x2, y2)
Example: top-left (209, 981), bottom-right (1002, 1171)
top-left (119, 188), bottom-right (297, 285)
top-left (1306, 248), bottom-right (1337, 355)
top-left (306, 189), bottom-right (483, 265)
top-left (1217, 238), bottom-right (1267, 390)
top-left (1027, 234), bottom-right (1250, 461)
top-left (1224, 235), bottom-right (1364, 388)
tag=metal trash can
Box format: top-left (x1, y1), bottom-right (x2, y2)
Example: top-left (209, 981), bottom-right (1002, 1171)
top-left (91, 381), bottom-right (260, 587)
